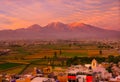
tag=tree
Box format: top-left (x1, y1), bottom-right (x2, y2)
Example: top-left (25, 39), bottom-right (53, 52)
top-left (53, 52), bottom-right (57, 59)
top-left (69, 44), bottom-right (72, 47)
top-left (52, 52), bottom-right (57, 66)
top-left (59, 49), bottom-right (62, 55)
top-left (61, 61), bottom-right (64, 66)
top-left (99, 50), bottom-right (102, 55)
top-left (108, 55), bottom-right (114, 63)
top-left (66, 58), bottom-right (72, 66)
top-left (44, 56), bottom-right (47, 59)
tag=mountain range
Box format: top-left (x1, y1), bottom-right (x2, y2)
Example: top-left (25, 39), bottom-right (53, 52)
top-left (0, 22), bottom-right (120, 40)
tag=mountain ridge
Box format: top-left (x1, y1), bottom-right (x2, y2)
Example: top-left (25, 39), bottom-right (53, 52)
top-left (0, 22), bottom-right (120, 40)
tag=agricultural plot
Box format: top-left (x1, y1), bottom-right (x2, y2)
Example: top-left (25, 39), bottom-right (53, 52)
top-left (61, 50), bottom-right (88, 57)
top-left (25, 50), bottom-right (56, 59)
top-left (0, 63), bottom-right (25, 74)
top-left (0, 63), bottom-right (21, 70)
top-left (4, 65), bottom-right (26, 74)
top-left (0, 41), bottom-right (120, 74)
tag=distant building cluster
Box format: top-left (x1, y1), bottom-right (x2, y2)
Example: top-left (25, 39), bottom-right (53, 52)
top-left (0, 49), bottom-right (10, 56)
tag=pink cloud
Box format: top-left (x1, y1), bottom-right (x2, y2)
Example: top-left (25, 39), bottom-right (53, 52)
top-left (0, 0), bottom-right (119, 30)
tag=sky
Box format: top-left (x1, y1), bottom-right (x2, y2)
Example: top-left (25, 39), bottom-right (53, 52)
top-left (0, 0), bottom-right (120, 30)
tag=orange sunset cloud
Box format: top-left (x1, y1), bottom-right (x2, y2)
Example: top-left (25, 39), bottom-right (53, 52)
top-left (0, 0), bottom-right (119, 30)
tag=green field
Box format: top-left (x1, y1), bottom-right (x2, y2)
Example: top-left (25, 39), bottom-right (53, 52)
top-left (0, 63), bottom-right (21, 70)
